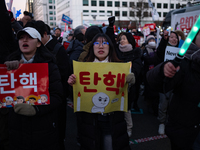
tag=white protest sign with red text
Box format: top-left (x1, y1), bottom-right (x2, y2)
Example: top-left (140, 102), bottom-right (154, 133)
top-left (171, 10), bottom-right (200, 33)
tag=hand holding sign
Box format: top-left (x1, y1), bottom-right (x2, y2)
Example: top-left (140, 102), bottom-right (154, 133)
top-left (68, 74), bottom-right (76, 86)
top-left (164, 62), bottom-right (180, 78)
top-left (14, 103), bottom-right (36, 116)
top-left (4, 59), bottom-right (24, 71)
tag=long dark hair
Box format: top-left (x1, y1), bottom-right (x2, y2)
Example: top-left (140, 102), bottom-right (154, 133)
top-left (85, 33), bottom-right (120, 62)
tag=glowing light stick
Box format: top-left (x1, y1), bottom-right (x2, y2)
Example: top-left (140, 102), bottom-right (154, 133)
top-left (172, 14), bottom-right (200, 67)
top-left (179, 15), bottom-right (200, 57)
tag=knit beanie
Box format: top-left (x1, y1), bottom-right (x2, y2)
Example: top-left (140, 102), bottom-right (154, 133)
top-left (146, 35), bottom-right (155, 44)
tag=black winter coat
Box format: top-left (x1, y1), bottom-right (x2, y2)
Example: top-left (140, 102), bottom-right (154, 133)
top-left (0, 1), bottom-right (17, 149)
top-left (0, 0), bottom-right (16, 64)
top-left (45, 37), bottom-right (71, 141)
top-left (77, 111), bottom-right (131, 150)
top-left (116, 47), bottom-right (142, 109)
top-left (146, 43), bottom-right (200, 149)
top-left (6, 47), bottom-right (63, 150)
top-left (45, 36), bottom-right (70, 98)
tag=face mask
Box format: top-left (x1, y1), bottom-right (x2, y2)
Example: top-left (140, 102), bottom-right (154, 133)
top-left (148, 42), bottom-right (156, 47)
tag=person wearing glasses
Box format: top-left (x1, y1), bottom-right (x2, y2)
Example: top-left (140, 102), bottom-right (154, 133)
top-left (68, 33), bottom-right (132, 150)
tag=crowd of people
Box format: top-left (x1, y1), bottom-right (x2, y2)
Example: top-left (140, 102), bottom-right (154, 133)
top-left (0, 0), bottom-right (200, 149)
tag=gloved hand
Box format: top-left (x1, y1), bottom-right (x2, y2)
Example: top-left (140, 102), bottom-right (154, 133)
top-left (108, 16), bottom-right (115, 27)
top-left (4, 59), bottom-right (24, 71)
top-left (126, 73), bottom-right (135, 85)
top-left (8, 10), bottom-right (15, 23)
top-left (14, 103), bottom-right (36, 116)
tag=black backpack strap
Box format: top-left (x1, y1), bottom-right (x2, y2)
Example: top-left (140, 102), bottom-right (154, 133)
top-left (52, 43), bottom-right (62, 56)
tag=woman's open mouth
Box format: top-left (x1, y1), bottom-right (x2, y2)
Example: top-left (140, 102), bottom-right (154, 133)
top-left (23, 44), bottom-right (29, 48)
top-left (98, 50), bottom-right (104, 54)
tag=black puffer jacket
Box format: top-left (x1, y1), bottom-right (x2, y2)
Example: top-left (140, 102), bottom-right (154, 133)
top-left (6, 46), bottom-right (63, 150)
top-left (146, 43), bottom-right (200, 149)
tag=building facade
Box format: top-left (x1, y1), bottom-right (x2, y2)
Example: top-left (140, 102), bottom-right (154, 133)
top-left (26, 0), bottom-right (34, 13)
top-left (56, 0), bottom-right (193, 29)
top-left (31, 0), bottom-right (196, 29)
top-left (33, 0), bottom-right (57, 28)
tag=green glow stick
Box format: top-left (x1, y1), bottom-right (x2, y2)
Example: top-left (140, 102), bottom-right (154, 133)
top-left (179, 15), bottom-right (200, 56)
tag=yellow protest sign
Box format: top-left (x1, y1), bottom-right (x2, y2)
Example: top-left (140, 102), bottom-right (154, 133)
top-left (73, 61), bottom-right (130, 113)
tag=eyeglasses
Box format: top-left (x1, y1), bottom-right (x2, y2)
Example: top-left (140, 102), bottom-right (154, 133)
top-left (93, 41), bottom-right (109, 46)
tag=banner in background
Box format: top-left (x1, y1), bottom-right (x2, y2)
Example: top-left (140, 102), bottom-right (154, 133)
top-left (144, 23), bottom-right (156, 32)
top-left (73, 61), bottom-right (130, 113)
top-left (171, 10), bottom-right (200, 33)
top-left (0, 63), bottom-right (49, 108)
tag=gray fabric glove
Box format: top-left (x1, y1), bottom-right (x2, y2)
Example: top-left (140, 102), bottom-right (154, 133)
top-left (4, 59), bottom-right (24, 70)
top-left (14, 103), bottom-right (36, 116)
top-left (126, 73), bottom-right (135, 85)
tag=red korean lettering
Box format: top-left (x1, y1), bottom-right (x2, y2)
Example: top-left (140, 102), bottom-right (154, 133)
top-left (188, 16), bottom-right (193, 29)
top-left (194, 15), bottom-right (198, 24)
top-left (180, 17), bottom-right (187, 30)
top-left (93, 72), bottom-right (101, 85)
top-left (79, 72), bottom-right (90, 85)
top-left (84, 86), bottom-right (97, 92)
top-left (185, 17), bottom-right (190, 29)
top-left (103, 71), bottom-right (116, 86)
top-left (116, 73), bottom-right (125, 88)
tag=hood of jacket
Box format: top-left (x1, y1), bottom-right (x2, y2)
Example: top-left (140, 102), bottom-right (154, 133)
top-left (78, 41), bottom-right (92, 62)
top-left (66, 39), bottom-right (84, 54)
top-left (185, 43), bottom-right (200, 64)
top-left (83, 41), bottom-right (91, 52)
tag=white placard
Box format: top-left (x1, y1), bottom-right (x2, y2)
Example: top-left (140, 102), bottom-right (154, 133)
top-left (164, 46), bottom-right (180, 61)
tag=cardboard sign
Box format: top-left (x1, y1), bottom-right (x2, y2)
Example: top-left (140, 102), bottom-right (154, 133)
top-left (73, 61), bottom-right (130, 113)
top-left (164, 46), bottom-right (180, 61)
top-left (0, 63), bottom-right (50, 108)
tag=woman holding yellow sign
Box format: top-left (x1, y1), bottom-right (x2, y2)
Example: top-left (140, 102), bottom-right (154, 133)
top-left (68, 33), bottom-right (133, 150)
